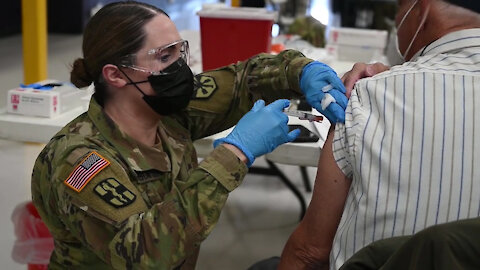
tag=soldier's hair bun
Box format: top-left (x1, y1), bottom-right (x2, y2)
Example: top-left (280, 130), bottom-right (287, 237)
top-left (70, 58), bottom-right (95, 88)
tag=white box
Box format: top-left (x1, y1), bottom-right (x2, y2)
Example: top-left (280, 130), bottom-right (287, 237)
top-left (328, 27), bottom-right (388, 48)
top-left (326, 43), bottom-right (385, 63)
top-left (7, 82), bottom-right (85, 118)
top-left (326, 27), bottom-right (388, 62)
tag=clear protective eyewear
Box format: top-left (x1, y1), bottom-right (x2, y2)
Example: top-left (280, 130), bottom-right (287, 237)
top-left (118, 39), bottom-right (189, 75)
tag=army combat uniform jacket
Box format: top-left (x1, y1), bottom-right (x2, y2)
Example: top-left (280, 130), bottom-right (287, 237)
top-left (31, 50), bottom-right (312, 269)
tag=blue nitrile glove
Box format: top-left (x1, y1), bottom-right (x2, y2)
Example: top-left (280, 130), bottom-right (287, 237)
top-left (213, 99), bottom-right (301, 167)
top-left (20, 83), bottom-right (62, 90)
top-left (300, 61), bottom-right (348, 123)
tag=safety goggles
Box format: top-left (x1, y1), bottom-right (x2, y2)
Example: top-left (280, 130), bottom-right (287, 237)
top-left (118, 39), bottom-right (189, 75)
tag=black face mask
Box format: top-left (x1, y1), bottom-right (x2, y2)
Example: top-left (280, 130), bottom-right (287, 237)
top-left (123, 58), bottom-right (194, 116)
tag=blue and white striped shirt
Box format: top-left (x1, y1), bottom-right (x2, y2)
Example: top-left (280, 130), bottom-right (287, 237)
top-left (331, 29), bottom-right (480, 269)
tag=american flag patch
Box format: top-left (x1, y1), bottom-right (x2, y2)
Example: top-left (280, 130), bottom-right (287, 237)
top-left (64, 151), bottom-right (110, 192)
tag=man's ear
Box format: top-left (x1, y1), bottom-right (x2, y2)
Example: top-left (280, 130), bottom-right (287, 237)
top-left (102, 64), bottom-right (128, 88)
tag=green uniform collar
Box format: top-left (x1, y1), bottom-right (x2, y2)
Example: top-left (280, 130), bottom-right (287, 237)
top-left (86, 97), bottom-right (189, 175)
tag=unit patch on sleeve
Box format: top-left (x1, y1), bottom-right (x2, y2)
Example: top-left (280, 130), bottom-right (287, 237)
top-left (64, 151), bottom-right (110, 192)
top-left (193, 74), bottom-right (217, 99)
top-left (94, 178), bottom-right (136, 208)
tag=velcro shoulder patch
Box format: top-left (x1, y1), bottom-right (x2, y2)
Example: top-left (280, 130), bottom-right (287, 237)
top-left (62, 153), bottom-right (148, 226)
top-left (94, 178), bottom-right (136, 208)
top-left (64, 151), bottom-right (110, 192)
top-left (193, 74), bottom-right (217, 99)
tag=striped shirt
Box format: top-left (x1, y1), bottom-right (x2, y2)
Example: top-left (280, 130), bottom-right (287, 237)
top-left (331, 28), bottom-right (480, 269)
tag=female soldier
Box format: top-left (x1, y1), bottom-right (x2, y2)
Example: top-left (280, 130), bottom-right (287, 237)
top-left (31, 1), bottom-right (346, 269)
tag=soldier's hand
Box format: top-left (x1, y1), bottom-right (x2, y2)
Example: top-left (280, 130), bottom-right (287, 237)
top-left (342, 62), bottom-right (390, 97)
top-left (213, 99), bottom-right (300, 167)
top-left (300, 61), bottom-right (348, 124)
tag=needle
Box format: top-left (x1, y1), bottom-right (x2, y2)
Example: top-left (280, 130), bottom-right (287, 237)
top-left (284, 110), bottom-right (323, 122)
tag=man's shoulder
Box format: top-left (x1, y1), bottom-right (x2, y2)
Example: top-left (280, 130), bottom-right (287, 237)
top-left (358, 51), bottom-right (479, 90)
top-left (354, 55), bottom-right (445, 90)
top-left (359, 60), bottom-right (429, 84)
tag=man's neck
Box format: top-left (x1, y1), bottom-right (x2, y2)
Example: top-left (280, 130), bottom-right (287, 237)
top-left (407, 3), bottom-right (480, 60)
top-left (434, 2), bottom-right (480, 40)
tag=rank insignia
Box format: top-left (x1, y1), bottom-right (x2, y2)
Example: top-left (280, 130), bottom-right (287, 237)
top-left (64, 151), bottom-right (110, 192)
top-left (193, 75), bottom-right (217, 99)
top-left (94, 178), bottom-right (136, 208)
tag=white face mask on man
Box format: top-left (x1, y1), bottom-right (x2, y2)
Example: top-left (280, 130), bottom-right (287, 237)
top-left (395, 0), bottom-right (431, 61)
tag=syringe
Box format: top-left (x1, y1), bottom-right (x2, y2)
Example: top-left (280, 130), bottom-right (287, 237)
top-left (284, 110), bottom-right (323, 122)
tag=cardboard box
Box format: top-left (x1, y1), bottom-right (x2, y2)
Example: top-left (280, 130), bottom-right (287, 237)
top-left (325, 43), bottom-right (385, 63)
top-left (328, 27), bottom-right (388, 48)
top-left (326, 27), bottom-right (388, 62)
top-left (7, 83), bottom-right (85, 118)
top-left (198, 7), bottom-right (277, 71)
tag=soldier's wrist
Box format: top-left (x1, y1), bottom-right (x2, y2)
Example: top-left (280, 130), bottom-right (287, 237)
top-left (222, 144), bottom-right (248, 164)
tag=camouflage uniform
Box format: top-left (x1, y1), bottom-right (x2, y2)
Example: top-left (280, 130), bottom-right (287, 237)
top-left (31, 50), bottom-right (312, 269)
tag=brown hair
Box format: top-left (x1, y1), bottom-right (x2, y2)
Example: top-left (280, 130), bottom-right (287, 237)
top-left (70, 1), bottom-right (168, 104)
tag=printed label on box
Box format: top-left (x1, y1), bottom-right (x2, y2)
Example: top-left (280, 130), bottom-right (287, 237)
top-left (11, 94), bottom-right (20, 104)
top-left (6, 82), bottom-right (84, 118)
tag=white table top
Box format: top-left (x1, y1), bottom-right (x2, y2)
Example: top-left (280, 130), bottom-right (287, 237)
top-left (0, 104), bottom-right (328, 167)
top-left (0, 30), bottom-right (351, 167)
top-left (0, 106), bottom-right (87, 143)
top-left (193, 116), bottom-right (330, 167)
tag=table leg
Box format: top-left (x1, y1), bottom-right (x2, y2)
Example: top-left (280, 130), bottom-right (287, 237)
top-left (249, 161), bottom-right (306, 221)
top-left (300, 166), bottom-right (312, 192)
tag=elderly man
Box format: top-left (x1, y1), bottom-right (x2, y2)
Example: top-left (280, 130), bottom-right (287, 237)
top-left (279, 0), bottom-right (480, 269)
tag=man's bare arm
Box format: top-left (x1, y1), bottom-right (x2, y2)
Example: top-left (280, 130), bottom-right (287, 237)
top-left (278, 128), bottom-right (352, 270)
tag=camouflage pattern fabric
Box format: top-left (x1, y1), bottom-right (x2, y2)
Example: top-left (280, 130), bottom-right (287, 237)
top-left (31, 50), bottom-right (313, 269)
top-left (287, 16), bottom-right (326, 48)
